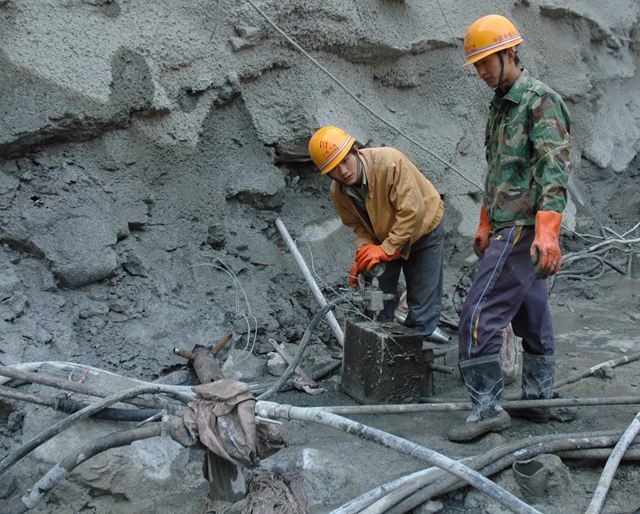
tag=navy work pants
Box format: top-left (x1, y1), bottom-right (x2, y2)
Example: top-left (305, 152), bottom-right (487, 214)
top-left (378, 220), bottom-right (444, 335)
top-left (458, 226), bottom-right (555, 360)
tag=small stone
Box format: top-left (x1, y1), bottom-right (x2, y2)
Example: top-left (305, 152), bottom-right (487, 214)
top-left (7, 410), bottom-right (24, 431)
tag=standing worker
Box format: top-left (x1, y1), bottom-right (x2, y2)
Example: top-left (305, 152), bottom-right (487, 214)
top-left (448, 14), bottom-right (571, 442)
top-left (308, 126), bottom-right (448, 343)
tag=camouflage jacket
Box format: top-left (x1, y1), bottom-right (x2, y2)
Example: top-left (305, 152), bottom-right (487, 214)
top-left (484, 69), bottom-right (570, 231)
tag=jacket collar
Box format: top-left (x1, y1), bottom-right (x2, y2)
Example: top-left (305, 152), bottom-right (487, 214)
top-left (491, 68), bottom-right (529, 107)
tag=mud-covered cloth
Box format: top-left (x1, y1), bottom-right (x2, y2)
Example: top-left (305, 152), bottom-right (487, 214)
top-left (203, 470), bottom-right (308, 514)
top-left (484, 69), bottom-right (570, 231)
top-left (183, 379), bottom-right (285, 468)
top-left (240, 470), bottom-right (308, 514)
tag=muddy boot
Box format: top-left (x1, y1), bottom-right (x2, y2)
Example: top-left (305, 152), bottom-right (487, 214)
top-left (448, 354), bottom-right (511, 442)
top-left (508, 353), bottom-right (555, 423)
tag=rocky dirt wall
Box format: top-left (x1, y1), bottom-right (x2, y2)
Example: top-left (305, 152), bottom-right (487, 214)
top-left (0, 0), bottom-right (638, 387)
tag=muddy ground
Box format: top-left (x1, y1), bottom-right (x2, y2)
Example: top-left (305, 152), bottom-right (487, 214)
top-left (258, 270), bottom-right (640, 514)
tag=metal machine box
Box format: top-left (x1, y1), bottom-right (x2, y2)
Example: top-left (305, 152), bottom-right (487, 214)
top-left (341, 319), bottom-right (433, 404)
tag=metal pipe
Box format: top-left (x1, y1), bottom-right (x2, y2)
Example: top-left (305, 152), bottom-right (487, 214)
top-left (428, 363), bottom-right (454, 374)
top-left (275, 217), bottom-right (344, 346)
top-left (301, 395), bottom-right (640, 415)
top-left (554, 351), bottom-right (640, 390)
top-left (0, 362), bottom-right (196, 405)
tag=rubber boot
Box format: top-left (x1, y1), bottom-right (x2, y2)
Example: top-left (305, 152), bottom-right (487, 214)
top-left (509, 353), bottom-right (555, 423)
top-left (448, 354), bottom-right (511, 442)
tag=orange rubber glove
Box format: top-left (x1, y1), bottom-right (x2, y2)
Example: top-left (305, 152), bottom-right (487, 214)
top-left (472, 206), bottom-right (492, 258)
top-left (355, 244), bottom-right (401, 272)
top-left (530, 210), bottom-right (563, 279)
top-left (348, 261), bottom-right (360, 288)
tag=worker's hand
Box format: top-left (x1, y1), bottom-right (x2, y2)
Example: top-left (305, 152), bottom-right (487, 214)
top-left (472, 206), bottom-right (492, 258)
top-left (530, 210), bottom-right (563, 279)
top-left (355, 244), bottom-right (401, 272)
top-left (348, 261), bottom-right (360, 288)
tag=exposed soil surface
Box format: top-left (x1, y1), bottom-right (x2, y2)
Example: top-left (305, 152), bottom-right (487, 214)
top-left (258, 271), bottom-right (640, 513)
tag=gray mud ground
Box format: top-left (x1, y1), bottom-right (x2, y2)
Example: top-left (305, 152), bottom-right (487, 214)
top-left (257, 272), bottom-right (640, 513)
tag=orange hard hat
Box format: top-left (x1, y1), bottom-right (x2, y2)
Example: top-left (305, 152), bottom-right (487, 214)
top-left (463, 14), bottom-right (523, 66)
top-left (308, 126), bottom-right (355, 174)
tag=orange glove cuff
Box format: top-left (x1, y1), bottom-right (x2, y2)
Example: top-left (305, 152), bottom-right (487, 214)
top-left (472, 206), bottom-right (492, 258)
top-left (477, 205), bottom-right (491, 235)
top-left (534, 210), bottom-right (562, 240)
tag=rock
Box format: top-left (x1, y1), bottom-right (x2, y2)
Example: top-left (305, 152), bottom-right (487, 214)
top-left (512, 454), bottom-right (573, 502)
top-left (266, 352), bottom-right (287, 376)
top-left (0, 291), bottom-right (28, 321)
top-left (18, 399), bottom-right (207, 508)
top-left (222, 348), bottom-right (266, 381)
top-left (6, 410), bottom-right (24, 432)
top-left (0, 262), bottom-right (20, 300)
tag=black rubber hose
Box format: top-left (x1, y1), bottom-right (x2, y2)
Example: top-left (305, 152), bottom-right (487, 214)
top-left (0, 384), bottom-right (162, 422)
top-left (257, 298), bottom-right (344, 401)
top-left (56, 397), bottom-right (160, 422)
top-left (0, 385), bottom-right (183, 474)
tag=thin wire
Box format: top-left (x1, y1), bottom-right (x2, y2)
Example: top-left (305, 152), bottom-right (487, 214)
top-left (244, 0), bottom-right (483, 192)
top-left (191, 255), bottom-right (258, 362)
top-left (435, 0), bottom-right (458, 41)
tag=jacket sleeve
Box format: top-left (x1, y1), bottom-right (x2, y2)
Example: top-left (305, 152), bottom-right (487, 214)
top-left (380, 156), bottom-right (425, 255)
top-left (530, 92), bottom-right (570, 213)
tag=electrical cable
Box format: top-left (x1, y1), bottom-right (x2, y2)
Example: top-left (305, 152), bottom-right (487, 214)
top-left (257, 298), bottom-right (344, 400)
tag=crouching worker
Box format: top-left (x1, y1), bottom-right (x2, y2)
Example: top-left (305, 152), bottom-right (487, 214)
top-left (308, 125), bottom-right (447, 342)
top-left (448, 14), bottom-right (570, 442)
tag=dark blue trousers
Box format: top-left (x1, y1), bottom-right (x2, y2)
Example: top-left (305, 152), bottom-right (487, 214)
top-left (378, 221), bottom-right (444, 335)
top-left (458, 226), bottom-right (555, 360)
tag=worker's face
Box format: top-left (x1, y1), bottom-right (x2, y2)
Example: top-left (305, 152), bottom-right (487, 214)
top-left (328, 152), bottom-right (359, 186)
top-left (473, 52), bottom-right (503, 88)
top-left (473, 49), bottom-right (518, 89)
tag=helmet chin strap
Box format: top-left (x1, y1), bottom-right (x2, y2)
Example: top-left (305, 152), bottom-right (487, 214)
top-left (497, 50), bottom-right (506, 89)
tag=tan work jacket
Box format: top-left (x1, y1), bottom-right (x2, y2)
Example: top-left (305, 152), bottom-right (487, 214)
top-left (331, 147), bottom-right (444, 258)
